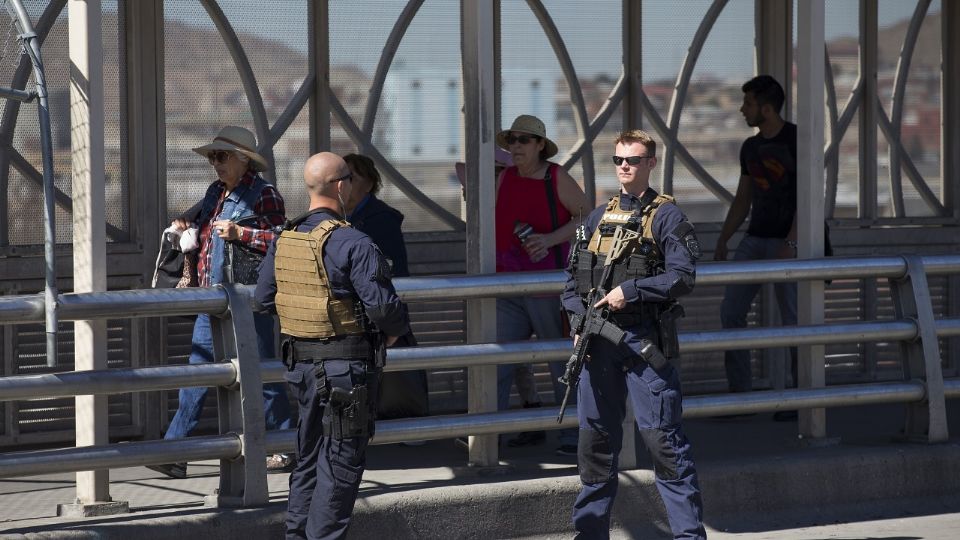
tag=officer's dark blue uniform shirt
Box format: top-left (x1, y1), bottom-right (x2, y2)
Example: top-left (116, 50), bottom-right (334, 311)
top-left (255, 208), bottom-right (409, 337)
top-left (561, 191), bottom-right (697, 355)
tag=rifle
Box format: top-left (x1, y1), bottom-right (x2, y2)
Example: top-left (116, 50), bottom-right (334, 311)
top-left (557, 225), bottom-right (639, 423)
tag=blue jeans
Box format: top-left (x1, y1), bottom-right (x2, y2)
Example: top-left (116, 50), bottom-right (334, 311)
top-left (719, 234), bottom-right (798, 392)
top-left (164, 313), bottom-right (292, 440)
top-left (496, 296), bottom-right (577, 446)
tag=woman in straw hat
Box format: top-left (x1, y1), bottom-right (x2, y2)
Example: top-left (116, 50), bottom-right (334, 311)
top-left (148, 126), bottom-right (292, 479)
top-left (494, 114), bottom-right (587, 456)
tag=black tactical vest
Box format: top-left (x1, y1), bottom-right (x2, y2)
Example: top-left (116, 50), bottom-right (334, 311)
top-left (574, 191), bottom-right (675, 320)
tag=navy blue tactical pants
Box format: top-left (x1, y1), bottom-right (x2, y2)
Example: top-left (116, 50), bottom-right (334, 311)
top-left (283, 358), bottom-right (379, 540)
top-left (573, 339), bottom-right (705, 539)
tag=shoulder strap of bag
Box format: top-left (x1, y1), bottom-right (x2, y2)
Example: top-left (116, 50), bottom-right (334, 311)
top-left (543, 164), bottom-right (564, 269)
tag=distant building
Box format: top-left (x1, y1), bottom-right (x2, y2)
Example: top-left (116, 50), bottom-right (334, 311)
top-left (382, 65), bottom-right (556, 163)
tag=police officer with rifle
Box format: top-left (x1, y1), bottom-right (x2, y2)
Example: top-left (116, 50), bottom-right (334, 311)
top-left (560, 130), bottom-right (705, 539)
top-left (256, 152), bottom-right (410, 540)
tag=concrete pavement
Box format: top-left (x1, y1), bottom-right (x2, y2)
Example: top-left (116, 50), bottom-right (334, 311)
top-left (0, 402), bottom-right (958, 538)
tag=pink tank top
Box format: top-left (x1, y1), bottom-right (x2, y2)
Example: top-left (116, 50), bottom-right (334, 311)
top-left (495, 163), bottom-right (572, 272)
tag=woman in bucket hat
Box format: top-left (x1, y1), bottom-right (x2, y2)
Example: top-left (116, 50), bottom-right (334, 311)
top-left (148, 126), bottom-right (293, 479)
top-left (494, 114), bottom-right (587, 456)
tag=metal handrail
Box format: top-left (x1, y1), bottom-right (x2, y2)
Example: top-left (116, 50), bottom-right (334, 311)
top-left (4, 318), bottom-right (959, 402)
top-left (3, 255), bottom-right (960, 324)
top-left (2, 378), bottom-right (955, 477)
top-left (0, 254), bottom-right (957, 491)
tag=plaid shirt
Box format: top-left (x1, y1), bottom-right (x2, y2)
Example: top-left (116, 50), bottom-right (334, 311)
top-left (195, 171), bottom-right (286, 287)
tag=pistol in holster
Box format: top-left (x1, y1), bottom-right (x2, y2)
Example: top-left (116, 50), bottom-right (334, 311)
top-left (323, 384), bottom-right (370, 439)
top-left (657, 302), bottom-right (685, 360)
top-left (281, 337), bottom-right (297, 371)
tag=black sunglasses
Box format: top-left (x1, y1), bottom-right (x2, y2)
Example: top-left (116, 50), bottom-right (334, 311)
top-left (207, 150), bottom-right (233, 164)
top-left (505, 134), bottom-right (540, 145)
top-left (333, 172), bottom-right (353, 183)
top-left (612, 155), bottom-right (653, 166)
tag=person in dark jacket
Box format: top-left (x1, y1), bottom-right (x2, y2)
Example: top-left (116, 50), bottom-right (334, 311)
top-left (343, 154), bottom-right (428, 423)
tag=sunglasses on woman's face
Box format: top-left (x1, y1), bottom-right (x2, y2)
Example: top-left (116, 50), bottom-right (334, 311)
top-left (505, 134), bottom-right (540, 145)
top-left (612, 155), bottom-right (653, 166)
top-left (207, 150), bottom-right (233, 164)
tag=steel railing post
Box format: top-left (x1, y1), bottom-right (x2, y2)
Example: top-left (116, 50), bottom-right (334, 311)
top-left (206, 284), bottom-right (268, 507)
top-left (889, 256), bottom-right (948, 442)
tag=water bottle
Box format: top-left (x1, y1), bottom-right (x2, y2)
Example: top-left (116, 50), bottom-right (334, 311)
top-left (514, 221), bottom-right (534, 243)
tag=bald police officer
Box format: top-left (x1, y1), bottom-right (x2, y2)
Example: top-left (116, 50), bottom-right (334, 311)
top-left (561, 130), bottom-right (705, 539)
top-left (255, 152), bottom-right (410, 540)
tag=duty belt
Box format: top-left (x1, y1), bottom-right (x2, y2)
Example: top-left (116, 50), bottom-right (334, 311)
top-left (281, 333), bottom-right (374, 369)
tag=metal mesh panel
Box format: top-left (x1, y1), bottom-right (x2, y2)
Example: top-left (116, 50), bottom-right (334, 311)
top-left (164, 1), bottom-right (245, 219)
top-left (103, 1), bottom-right (129, 239)
top-left (674, 0), bottom-right (754, 224)
top-left (642, 0), bottom-right (709, 122)
top-left (328, 1), bottom-right (463, 232)
top-left (274, 105), bottom-right (311, 219)
top-left (824, 1), bottom-right (861, 220)
top-left (591, 100), bottom-right (623, 205)
top-left (163, 0), bottom-right (309, 219)
top-left (500, 3), bottom-right (567, 158)
top-left (876, 0), bottom-right (942, 217)
top-left (2, 2), bottom-right (70, 247)
top-left (0, 1), bottom-right (129, 247)
top-left (831, 110), bottom-right (861, 219)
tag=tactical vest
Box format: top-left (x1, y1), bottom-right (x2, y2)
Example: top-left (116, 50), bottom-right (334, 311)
top-left (575, 193), bottom-right (675, 318)
top-left (274, 219), bottom-right (365, 339)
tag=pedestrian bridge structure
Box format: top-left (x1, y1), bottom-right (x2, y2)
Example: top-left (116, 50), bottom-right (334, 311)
top-left (0, 1), bottom-right (958, 536)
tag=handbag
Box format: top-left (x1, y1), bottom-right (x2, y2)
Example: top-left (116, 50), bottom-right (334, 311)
top-left (152, 228), bottom-right (197, 289)
top-left (223, 215), bottom-right (270, 285)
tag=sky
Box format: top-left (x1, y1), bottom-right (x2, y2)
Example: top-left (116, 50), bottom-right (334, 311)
top-left (161, 0), bottom-right (938, 82)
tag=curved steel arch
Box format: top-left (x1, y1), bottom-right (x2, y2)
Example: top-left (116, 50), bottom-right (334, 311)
top-left (329, 92), bottom-right (466, 230)
top-left (560, 70), bottom-right (625, 174)
top-left (270, 73), bottom-right (314, 144)
top-left (823, 74), bottom-right (862, 219)
top-left (0, 0), bottom-right (67, 247)
top-left (824, 47), bottom-right (840, 218)
top-left (886, 0), bottom-right (937, 217)
top-left (638, 89), bottom-right (733, 204)
top-left (661, 0), bottom-right (729, 195)
top-left (361, 0), bottom-right (424, 142)
top-left (877, 101), bottom-right (945, 215)
top-left (526, 0), bottom-right (596, 205)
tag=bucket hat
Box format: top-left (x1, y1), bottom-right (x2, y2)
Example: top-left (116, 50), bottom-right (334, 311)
top-left (496, 114), bottom-right (559, 159)
top-left (192, 126), bottom-right (269, 171)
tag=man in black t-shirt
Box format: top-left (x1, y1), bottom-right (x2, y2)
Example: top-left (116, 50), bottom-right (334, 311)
top-left (714, 76), bottom-right (798, 419)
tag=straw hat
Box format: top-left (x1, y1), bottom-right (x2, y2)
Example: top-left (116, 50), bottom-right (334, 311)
top-left (496, 114), bottom-right (559, 159)
top-left (192, 126), bottom-right (269, 171)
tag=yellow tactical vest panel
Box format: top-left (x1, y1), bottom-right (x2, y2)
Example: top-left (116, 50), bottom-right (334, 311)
top-left (274, 219), bottom-right (364, 339)
top-left (587, 194), bottom-right (675, 259)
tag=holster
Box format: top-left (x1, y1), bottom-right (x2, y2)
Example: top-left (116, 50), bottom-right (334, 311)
top-left (323, 384), bottom-right (371, 439)
top-left (658, 303), bottom-right (684, 359)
